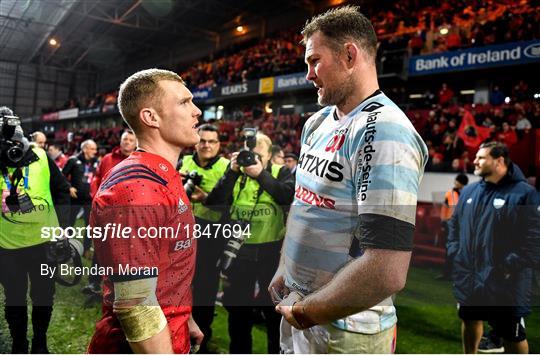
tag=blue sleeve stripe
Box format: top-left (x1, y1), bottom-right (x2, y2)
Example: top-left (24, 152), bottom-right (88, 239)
top-left (351, 121), bottom-right (423, 149)
top-left (284, 238), bottom-right (349, 273)
top-left (359, 164), bottom-right (421, 194)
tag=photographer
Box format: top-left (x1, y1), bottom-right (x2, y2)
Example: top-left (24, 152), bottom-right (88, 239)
top-left (0, 106), bottom-right (71, 353)
top-left (206, 131), bottom-right (294, 354)
top-left (179, 123), bottom-right (229, 353)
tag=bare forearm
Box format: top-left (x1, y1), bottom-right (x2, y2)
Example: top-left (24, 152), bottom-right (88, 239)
top-left (129, 325), bottom-right (173, 354)
top-left (299, 249), bottom-right (411, 325)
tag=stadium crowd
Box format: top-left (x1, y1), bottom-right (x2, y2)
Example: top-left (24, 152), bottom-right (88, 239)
top-left (404, 82), bottom-right (538, 173)
top-left (38, 77), bottom-right (538, 175)
top-left (176, 0), bottom-right (538, 88)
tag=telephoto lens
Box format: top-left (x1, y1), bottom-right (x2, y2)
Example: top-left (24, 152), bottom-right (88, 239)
top-left (217, 221), bottom-right (249, 278)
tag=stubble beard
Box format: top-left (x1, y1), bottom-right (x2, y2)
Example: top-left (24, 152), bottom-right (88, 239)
top-left (318, 74), bottom-right (355, 108)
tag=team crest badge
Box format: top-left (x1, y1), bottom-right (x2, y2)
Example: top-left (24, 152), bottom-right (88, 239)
top-left (493, 198), bottom-right (505, 209)
top-left (178, 198), bottom-right (188, 214)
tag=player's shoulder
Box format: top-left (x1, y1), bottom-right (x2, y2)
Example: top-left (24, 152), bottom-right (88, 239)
top-left (352, 92), bottom-right (410, 126)
top-left (97, 152), bottom-right (175, 199)
top-left (305, 106), bottom-right (333, 127)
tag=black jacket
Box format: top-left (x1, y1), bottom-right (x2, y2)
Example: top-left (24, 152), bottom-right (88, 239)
top-left (447, 163), bottom-right (540, 315)
top-left (47, 155), bottom-right (71, 228)
top-left (62, 153), bottom-right (97, 202)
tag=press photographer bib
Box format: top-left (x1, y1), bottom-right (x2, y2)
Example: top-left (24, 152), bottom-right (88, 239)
top-left (0, 148), bottom-right (58, 249)
top-left (231, 164), bottom-right (285, 244)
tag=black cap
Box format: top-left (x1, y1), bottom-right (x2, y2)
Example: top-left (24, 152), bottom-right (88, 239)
top-left (284, 153), bottom-right (298, 161)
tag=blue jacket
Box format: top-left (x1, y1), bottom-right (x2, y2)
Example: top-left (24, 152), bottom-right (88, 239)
top-left (447, 163), bottom-right (540, 315)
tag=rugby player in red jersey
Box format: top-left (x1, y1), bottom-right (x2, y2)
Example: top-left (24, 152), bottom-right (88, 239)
top-left (87, 69), bottom-right (203, 353)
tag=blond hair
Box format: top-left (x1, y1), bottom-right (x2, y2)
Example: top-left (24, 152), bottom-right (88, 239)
top-left (301, 5), bottom-right (378, 61)
top-left (118, 69), bottom-right (185, 133)
top-left (256, 133), bottom-right (273, 153)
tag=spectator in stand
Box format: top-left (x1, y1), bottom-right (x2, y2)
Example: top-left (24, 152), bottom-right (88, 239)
top-left (438, 83), bottom-right (455, 107)
top-left (515, 114), bottom-right (532, 133)
top-left (408, 30), bottom-right (424, 55)
top-left (450, 158), bottom-right (466, 173)
top-left (442, 132), bottom-right (465, 163)
top-left (427, 152), bottom-right (446, 172)
top-left (513, 80), bottom-right (529, 102)
top-left (47, 143), bottom-right (69, 169)
top-left (498, 122), bottom-right (517, 148)
top-left (445, 27), bottom-right (462, 50)
top-left (490, 86), bottom-right (505, 106)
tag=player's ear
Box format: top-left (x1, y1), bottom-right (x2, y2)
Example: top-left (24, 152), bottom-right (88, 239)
top-left (140, 108), bottom-right (160, 128)
top-left (343, 43), bottom-right (359, 69)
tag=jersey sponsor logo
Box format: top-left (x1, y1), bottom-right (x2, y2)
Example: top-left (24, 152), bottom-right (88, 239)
top-left (290, 281), bottom-right (310, 296)
top-left (178, 198), bottom-right (188, 214)
top-left (325, 128), bottom-right (348, 153)
top-left (298, 153), bottom-right (344, 182)
top-left (173, 238), bottom-right (192, 251)
top-left (356, 111), bottom-right (379, 201)
top-left (295, 186), bottom-right (335, 209)
top-left (361, 101), bottom-right (384, 112)
top-left (159, 163), bottom-right (168, 172)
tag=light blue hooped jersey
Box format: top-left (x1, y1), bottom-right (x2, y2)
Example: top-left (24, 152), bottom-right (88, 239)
top-left (284, 91), bottom-right (428, 334)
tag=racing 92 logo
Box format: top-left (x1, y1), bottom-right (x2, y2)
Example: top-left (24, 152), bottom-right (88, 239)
top-left (325, 129), bottom-right (348, 153)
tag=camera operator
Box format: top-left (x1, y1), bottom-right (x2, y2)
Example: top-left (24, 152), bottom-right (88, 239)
top-left (205, 131), bottom-right (294, 353)
top-left (178, 123), bottom-right (229, 353)
top-left (0, 106), bottom-right (71, 353)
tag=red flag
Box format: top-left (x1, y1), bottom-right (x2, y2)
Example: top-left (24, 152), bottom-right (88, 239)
top-left (457, 110), bottom-right (491, 149)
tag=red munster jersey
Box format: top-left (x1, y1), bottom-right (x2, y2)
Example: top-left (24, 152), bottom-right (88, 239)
top-left (87, 151), bottom-right (196, 354)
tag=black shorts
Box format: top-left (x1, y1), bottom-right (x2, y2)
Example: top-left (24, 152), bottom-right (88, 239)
top-left (458, 305), bottom-right (526, 342)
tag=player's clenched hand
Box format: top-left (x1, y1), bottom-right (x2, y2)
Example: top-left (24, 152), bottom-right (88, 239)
top-left (268, 264), bottom-right (289, 305)
top-left (188, 315), bottom-right (204, 352)
top-left (275, 291), bottom-right (303, 329)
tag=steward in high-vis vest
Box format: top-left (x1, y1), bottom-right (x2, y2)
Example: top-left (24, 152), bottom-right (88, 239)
top-left (178, 124), bottom-right (229, 353)
top-left (438, 173), bottom-right (469, 280)
top-left (206, 132), bottom-right (294, 354)
top-left (0, 106), bottom-right (70, 354)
